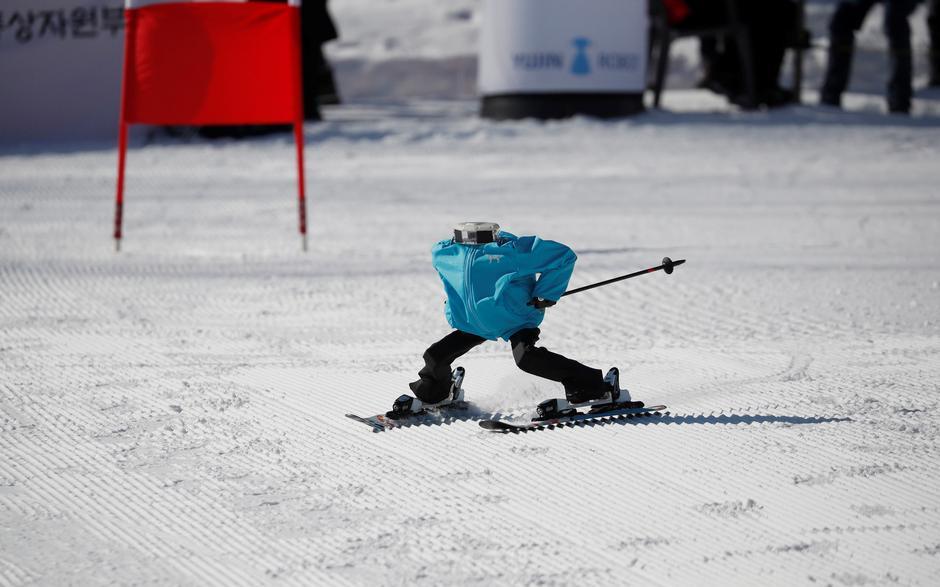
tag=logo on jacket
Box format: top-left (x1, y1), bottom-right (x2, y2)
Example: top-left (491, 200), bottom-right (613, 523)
top-left (486, 255), bottom-right (503, 263)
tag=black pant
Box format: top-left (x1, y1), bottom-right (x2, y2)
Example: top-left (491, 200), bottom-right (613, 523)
top-left (409, 328), bottom-right (605, 403)
top-left (686, 0), bottom-right (797, 100)
top-left (930, 0), bottom-right (940, 84)
top-left (821, 0), bottom-right (921, 111)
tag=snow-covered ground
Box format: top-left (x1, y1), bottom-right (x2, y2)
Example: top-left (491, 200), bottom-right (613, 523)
top-left (3, 1), bottom-right (940, 585)
top-left (3, 97), bottom-right (939, 585)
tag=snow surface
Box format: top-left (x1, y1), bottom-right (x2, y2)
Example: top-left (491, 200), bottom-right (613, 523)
top-left (2, 96), bottom-right (939, 585)
top-left (3, 1), bottom-right (940, 585)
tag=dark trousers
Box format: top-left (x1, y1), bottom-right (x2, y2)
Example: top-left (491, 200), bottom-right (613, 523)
top-left (930, 0), bottom-right (940, 84)
top-left (686, 0), bottom-right (797, 98)
top-left (409, 328), bottom-right (605, 404)
top-left (821, 0), bottom-right (921, 110)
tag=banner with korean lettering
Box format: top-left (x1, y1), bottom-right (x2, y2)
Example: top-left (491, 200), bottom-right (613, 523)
top-left (0, 1), bottom-right (125, 141)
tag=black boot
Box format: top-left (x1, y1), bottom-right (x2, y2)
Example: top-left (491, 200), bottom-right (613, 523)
top-left (604, 367), bottom-right (623, 402)
top-left (392, 367), bottom-right (467, 418)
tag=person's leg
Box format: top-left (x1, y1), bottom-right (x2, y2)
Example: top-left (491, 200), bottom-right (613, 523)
top-left (706, 40), bottom-right (745, 97)
top-left (761, 0), bottom-right (798, 100)
top-left (509, 328), bottom-right (606, 403)
top-left (697, 37), bottom-right (726, 93)
top-left (735, 0), bottom-right (797, 105)
top-left (684, 0), bottom-right (742, 95)
top-left (410, 330), bottom-right (486, 403)
top-left (821, 0), bottom-right (878, 106)
top-left (930, 0), bottom-right (940, 86)
top-left (301, 43), bottom-right (325, 121)
top-left (884, 0), bottom-right (921, 113)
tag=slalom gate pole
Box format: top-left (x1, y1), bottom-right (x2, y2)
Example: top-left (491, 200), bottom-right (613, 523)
top-left (560, 257), bottom-right (686, 298)
top-left (290, 5), bottom-right (308, 253)
top-left (114, 121), bottom-right (127, 252)
top-left (113, 8), bottom-right (135, 253)
top-left (294, 120), bottom-right (307, 252)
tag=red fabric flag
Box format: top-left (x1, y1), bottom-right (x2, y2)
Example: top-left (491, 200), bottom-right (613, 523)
top-left (115, 0), bottom-right (308, 249)
top-left (124, 0), bottom-right (302, 124)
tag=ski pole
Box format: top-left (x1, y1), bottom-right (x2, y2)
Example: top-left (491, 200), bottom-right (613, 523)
top-left (561, 256), bottom-right (686, 298)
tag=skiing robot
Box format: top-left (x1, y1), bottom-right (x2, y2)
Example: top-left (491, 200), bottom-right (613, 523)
top-left (391, 222), bottom-right (627, 418)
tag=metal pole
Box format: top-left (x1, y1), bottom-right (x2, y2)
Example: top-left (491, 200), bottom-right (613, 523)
top-left (291, 6), bottom-right (308, 252)
top-left (561, 257), bottom-right (686, 298)
top-left (114, 120), bottom-right (127, 252)
top-left (114, 9), bottom-right (135, 252)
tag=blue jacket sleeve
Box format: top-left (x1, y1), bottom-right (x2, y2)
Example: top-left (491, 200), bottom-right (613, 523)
top-left (515, 237), bottom-right (577, 302)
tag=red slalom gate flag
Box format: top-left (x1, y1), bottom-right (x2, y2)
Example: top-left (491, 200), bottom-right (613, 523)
top-left (114, 0), bottom-right (309, 250)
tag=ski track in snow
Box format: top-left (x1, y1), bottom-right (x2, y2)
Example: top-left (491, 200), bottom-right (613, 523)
top-left (2, 99), bottom-right (940, 585)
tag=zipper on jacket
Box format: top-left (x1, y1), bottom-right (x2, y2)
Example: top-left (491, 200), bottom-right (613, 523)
top-left (463, 246), bottom-right (483, 330)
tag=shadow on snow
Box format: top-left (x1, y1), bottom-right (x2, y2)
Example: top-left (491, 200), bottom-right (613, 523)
top-left (493, 412), bottom-right (853, 434)
top-left (356, 409), bottom-right (850, 433)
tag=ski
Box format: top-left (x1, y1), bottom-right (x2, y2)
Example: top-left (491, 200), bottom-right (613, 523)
top-left (345, 401), bottom-right (476, 432)
top-left (479, 403), bottom-right (668, 433)
top-left (346, 367), bottom-right (476, 432)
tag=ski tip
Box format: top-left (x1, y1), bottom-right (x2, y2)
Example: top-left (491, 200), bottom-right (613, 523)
top-left (346, 413), bottom-right (388, 432)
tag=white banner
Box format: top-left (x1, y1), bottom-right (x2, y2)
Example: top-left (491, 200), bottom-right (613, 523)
top-left (478, 0), bottom-right (647, 95)
top-left (0, 1), bottom-right (124, 142)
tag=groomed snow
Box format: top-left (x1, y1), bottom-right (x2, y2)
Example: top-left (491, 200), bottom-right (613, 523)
top-left (3, 1), bottom-right (940, 584)
top-left (2, 95), bottom-right (939, 585)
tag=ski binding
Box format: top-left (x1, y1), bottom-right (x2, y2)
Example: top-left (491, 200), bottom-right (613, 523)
top-left (346, 367), bottom-right (471, 432)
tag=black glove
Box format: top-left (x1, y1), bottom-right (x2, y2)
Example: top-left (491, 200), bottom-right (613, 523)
top-left (528, 297), bottom-right (557, 310)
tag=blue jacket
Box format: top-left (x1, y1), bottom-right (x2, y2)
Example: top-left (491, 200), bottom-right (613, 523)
top-left (431, 232), bottom-right (577, 341)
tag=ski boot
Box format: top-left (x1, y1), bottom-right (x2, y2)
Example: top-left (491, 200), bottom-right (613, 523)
top-left (605, 367), bottom-right (624, 402)
top-left (589, 367), bottom-right (643, 414)
top-left (535, 367), bottom-right (621, 420)
top-left (387, 367), bottom-right (467, 420)
top-left (535, 368), bottom-right (644, 420)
